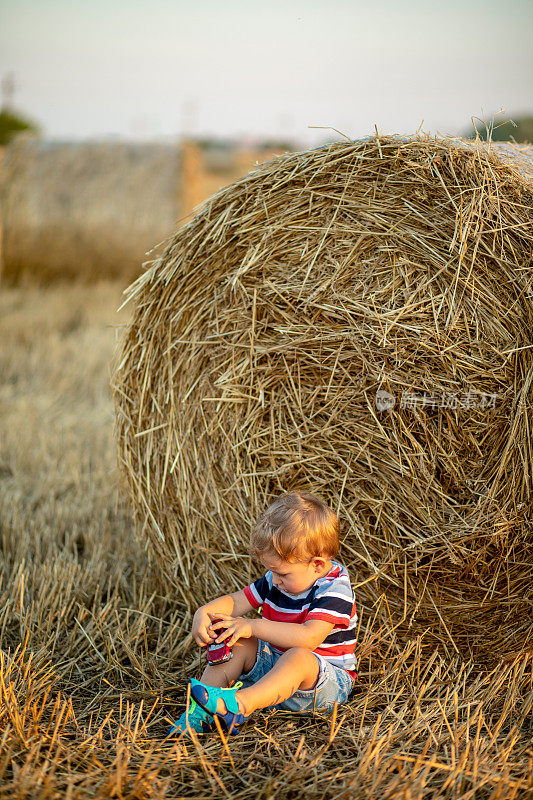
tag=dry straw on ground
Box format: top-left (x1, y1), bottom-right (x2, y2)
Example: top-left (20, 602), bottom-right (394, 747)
top-left (112, 133), bottom-right (533, 668)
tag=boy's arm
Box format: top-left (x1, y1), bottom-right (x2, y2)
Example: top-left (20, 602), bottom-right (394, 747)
top-left (192, 590), bottom-right (254, 646)
top-left (251, 618), bottom-right (334, 650)
top-left (200, 589), bottom-right (254, 617)
top-left (212, 615), bottom-right (334, 650)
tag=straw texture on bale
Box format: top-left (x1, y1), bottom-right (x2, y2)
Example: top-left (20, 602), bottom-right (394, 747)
top-left (0, 136), bottom-right (182, 284)
top-left (112, 134), bottom-right (533, 666)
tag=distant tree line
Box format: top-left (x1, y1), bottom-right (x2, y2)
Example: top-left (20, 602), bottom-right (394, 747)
top-left (0, 107), bottom-right (40, 146)
top-left (463, 114), bottom-right (533, 143)
top-left (1, 106), bottom-right (531, 149)
top-left (194, 136), bottom-right (298, 153)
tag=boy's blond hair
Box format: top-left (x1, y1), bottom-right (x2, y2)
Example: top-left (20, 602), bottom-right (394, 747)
top-left (251, 491), bottom-right (339, 562)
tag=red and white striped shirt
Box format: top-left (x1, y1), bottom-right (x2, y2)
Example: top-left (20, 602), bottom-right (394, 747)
top-left (243, 561), bottom-right (358, 679)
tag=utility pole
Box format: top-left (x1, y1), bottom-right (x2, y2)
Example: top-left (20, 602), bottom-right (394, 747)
top-left (0, 73), bottom-right (15, 280)
top-left (1, 72), bottom-right (16, 110)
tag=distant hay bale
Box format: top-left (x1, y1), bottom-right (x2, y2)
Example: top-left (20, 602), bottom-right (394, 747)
top-left (112, 134), bottom-right (533, 665)
top-left (0, 136), bottom-right (182, 284)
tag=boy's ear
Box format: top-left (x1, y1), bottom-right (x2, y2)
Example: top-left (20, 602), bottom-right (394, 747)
top-left (312, 556), bottom-right (327, 572)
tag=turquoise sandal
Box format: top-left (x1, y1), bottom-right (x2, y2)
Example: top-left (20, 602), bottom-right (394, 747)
top-left (190, 678), bottom-right (250, 735)
top-left (167, 696), bottom-right (215, 737)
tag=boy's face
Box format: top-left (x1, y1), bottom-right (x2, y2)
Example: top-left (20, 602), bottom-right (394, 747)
top-left (259, 551), bottom-right (331, 595)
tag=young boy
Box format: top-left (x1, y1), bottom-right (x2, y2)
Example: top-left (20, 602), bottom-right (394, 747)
top-left (169, 490), bottom-right (358, 736)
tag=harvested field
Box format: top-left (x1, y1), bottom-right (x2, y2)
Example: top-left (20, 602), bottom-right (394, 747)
top-left (112, 134), bottom-right (533, 668)
top-left (0, 138), bottom-right (182, 285)
top-left (1, 137), bottom-right (532, 797)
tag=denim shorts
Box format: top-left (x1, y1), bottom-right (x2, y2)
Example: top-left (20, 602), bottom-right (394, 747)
top-left (238, 639), bottom-right (354, 713)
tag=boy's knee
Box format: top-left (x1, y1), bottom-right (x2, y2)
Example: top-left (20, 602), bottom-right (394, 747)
top-left (235, 636), bottom-right (258, 653)
top-left (284, 646), bottom-right (316, 661)
top-left (234, 636), bottom-right (258, 671)
top-left (283, 648), bottom-right (319, 689)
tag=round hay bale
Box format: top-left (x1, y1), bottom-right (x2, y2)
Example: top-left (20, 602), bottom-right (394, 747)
top-left (112, 133), bottom-right (533, 665)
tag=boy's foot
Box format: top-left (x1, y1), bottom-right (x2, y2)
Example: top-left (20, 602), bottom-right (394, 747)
top-left (167, 696), bottom-right (215, 737)
top-left (190, 679), bottom-right (250, 735)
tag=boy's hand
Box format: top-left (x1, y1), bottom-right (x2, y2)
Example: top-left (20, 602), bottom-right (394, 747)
top-left (209, 614), bottom-right (253, 646)
top-left (191, 609), bottom-right (218, 647)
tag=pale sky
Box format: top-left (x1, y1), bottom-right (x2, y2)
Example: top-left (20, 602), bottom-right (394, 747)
top-left (1, 0), bottom-right (531, 146)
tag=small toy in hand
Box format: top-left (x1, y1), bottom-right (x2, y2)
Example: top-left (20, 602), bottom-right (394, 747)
top-left (206, 617), bottom-right (233, 665)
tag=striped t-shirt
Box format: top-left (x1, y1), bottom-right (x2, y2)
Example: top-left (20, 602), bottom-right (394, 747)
top-left (243, 561), bottom-right (358, 679)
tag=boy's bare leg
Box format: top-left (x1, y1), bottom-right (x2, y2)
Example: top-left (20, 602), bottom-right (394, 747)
top-left (213, 647), bottom-right (320, 716)
top-left (198, 636), bottom-right (258, 689)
